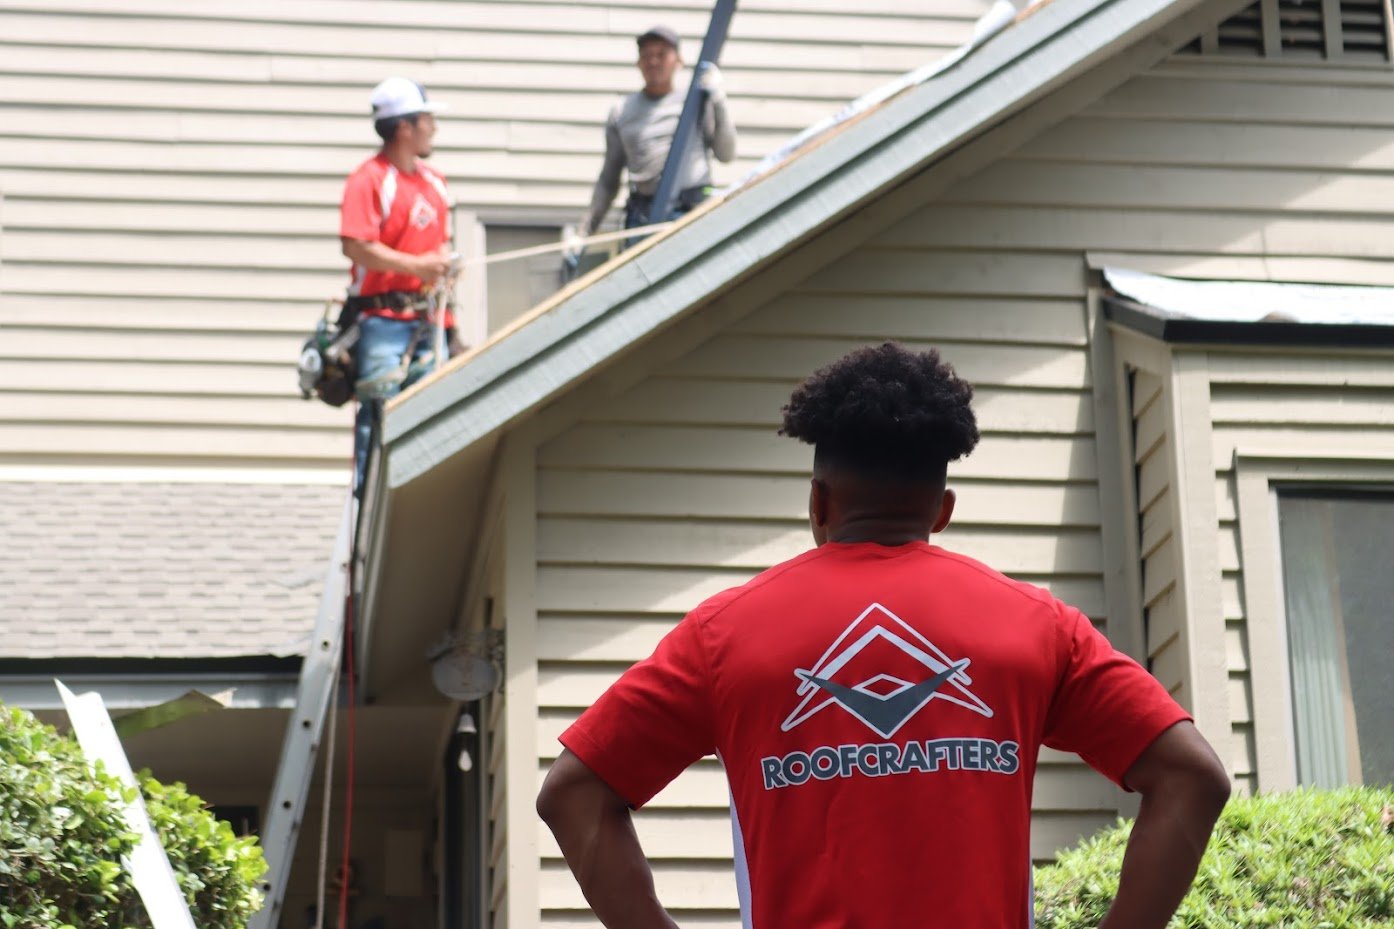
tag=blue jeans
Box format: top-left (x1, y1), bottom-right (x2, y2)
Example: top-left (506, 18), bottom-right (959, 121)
top-left (353, 315), bottom-right (438, 493)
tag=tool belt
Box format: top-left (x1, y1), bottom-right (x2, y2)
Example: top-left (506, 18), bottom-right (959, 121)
top-left (625, 185), bottom-right (711, 226)
top-left (341, 289), bottom-right (431, 320)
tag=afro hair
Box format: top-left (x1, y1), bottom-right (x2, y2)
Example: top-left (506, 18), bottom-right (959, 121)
top-left (779, 342), bottom-right (980, 479)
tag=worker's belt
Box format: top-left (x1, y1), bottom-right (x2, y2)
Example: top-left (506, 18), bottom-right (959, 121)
top-left (626, 185), bottom-right (711, 216)
top-left (343, 290), bottom-right (431, 316)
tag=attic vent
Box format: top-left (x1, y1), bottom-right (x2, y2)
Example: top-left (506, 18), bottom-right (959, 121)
top-left (1182, 0), bottom-right (1391, 60)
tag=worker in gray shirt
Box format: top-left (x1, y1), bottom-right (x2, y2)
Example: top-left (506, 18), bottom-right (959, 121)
top-left (575, 25), bottom-right (737, 243)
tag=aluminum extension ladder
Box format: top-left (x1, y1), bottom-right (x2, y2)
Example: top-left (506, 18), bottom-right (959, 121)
top-left (248, 495), bottom-right (355, 929)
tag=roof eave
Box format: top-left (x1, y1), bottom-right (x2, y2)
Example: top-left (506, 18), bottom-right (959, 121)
top-left (381, 0), bottom-right (1209, 490)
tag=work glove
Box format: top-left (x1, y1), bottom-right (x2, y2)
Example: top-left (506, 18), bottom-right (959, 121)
top-left (698, 62), bottom-right (725, 101)
top-left (561, 228), bottom-right (585, 273)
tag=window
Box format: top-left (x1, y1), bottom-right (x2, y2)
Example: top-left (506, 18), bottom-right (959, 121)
top-left (1181, 0), bottom-right (1391, 61)
top-left (1276, 491), bottom-right (1394, 787)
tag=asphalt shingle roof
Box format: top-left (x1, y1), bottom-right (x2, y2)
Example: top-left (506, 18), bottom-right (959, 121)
top-left (0, 481), bottom-right (344, 659)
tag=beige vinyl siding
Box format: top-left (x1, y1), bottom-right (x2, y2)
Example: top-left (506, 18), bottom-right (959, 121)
top-left (1205, 348), bottom-right (1394, 796)
top-left (0, 0), bottom-right (984, 468)
top-left (534, 260), bottom-right (1109, 925)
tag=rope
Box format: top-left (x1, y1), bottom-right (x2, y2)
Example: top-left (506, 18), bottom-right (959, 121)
top-left (460, 221), bottom-right (675, 267)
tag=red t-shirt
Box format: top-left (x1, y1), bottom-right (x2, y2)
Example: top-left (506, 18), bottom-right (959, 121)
top-left (561, 541), bottom-right (1189, 929)
top-left (339, 153), bottom-right (452, 319)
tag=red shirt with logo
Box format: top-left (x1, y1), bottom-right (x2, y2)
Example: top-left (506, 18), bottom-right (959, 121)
top-left (339, 153), bottom-right (452, 319)
top-left (560, 541), bottom-right (1190, 929)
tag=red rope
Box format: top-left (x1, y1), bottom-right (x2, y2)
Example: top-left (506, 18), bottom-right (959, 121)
top-left (336, 578), bottom-right (358, 929)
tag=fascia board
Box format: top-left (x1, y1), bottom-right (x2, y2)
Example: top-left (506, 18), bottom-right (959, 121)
top-left (385, 0), bottom-right (1192, 489)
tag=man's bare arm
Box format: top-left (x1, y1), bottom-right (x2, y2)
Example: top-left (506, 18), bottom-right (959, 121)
top-left (537, 750), bottom-right (679, 929)
top-left (340, 237), bottom-right (450, 285)
top-left (1099, 721), bottom-right (1231, 929)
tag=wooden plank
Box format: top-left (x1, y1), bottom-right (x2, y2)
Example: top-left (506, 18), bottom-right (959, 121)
top-left (537, 469), bottom-right (1103, 527)
top-left (734, 294), bottom-right (1087, 346)
top-left (538, 424), bottom-right (1099, 481)
top-left (801, 249), bottom-right (1086, 299)
top-left (537, 517), bottom-right (1104, 574)
top-left (671, 336), bottom-right (1090, 388)
top-left (595, 378), bottom-right (1093, 434)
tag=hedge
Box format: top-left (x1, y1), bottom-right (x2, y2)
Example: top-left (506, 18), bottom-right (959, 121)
top-left (0, 703), bottom-right (267, 929)
top-left (1035, 785), bottom-right (1394, 928)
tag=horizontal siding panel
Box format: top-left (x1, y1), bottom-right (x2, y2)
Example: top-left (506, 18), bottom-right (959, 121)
top-left (949, 161), bottom-right (1394, 217)
top-left (539, 425), bottom-right (1098, 481)
top-left (0, 262), bottom-right (344, 300)
top-left (1, 197), bottom-right (336, 236)
top-left (1146, 586), bottom-right (1181, 658)
top-left (1131, 370), bottom-right (1164, 418)
top-left (0, 295), bottom-right (321, 333)
top-left (5, 393), bottom-right (348, 430)
top-left (1149, 634), bottom-right (1184, 694)
top-left (1232, 724), bottom-right (1257, 780)
top-left (1213, 426), bottom-right (1394, 463)
top-left (802, 250), bottom-right (1086, 298)
top-left (1083, 75), bottom-right (1394, 128)
top-left (1, 360), bottom-right (304, 397)
top-left (1226, 620), bottom-right (1248, 674)
top-left (1142, 537), bottom-right (1176, 611)
top-left (1, 2), bottom-right (978, 45)
top-left (0, 422), bottom-right (350, 461)
top-left (671, 336), bottom-right (1090, 388)
top-left (539, 810), bottom-right (734, 859)
top-left (734, 294), bottom-right (1088, 346)
top-left (537, 518), bottom-right (1104, 574)
top-left (1133, 391), bottom-right (1167, 464)
top-left (1217, 523), bottom-right (1240, 573)
top-left (596, 378), bottom-right (1093, 434)
top-left (1136, 444), bottom-right (1170, 513)
top-left (879, 203), bottom-right (1265, 255)
top-left (537, 470), bottom-right (1103, 527)
top-left (5, 326), bottom-right (312, 364)
top-left (1021, 118), bottom-right (1394, 174)
top-left (1209, 353), bottom-right (1394, 389)
top-left (1230, 675), bottom-right (1252, 725)
top-left (1210, 387), bottom-right (1394, 427)
top-left (1138, 500), bottom-right (1171, 561)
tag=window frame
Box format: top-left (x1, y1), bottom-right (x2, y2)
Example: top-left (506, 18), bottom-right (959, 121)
top-left (1233, 449), bottom-right (1394, 792)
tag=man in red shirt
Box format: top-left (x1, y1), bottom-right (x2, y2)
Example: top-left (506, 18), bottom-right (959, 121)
top-left (339, 76), bottom-right (456, 490)
top-left (538, 343), bottom-right (1230, 929)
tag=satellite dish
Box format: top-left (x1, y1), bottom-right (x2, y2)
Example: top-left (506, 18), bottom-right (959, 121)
top-left (431, 649), bottom-right (500, 701)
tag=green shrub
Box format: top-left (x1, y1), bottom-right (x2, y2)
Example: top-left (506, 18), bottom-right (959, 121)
top-left (1035, 785), bottom-right (1394, 929)
top-left (0, 704), bottom-right (266, 929)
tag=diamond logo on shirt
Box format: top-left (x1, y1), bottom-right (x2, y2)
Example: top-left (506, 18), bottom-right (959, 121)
top-left (781, 603), bottom-right (993, 739)
top-left (408, 193), bottom-right (438, 230)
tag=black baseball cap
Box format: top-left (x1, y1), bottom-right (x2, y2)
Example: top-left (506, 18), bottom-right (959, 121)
top-left (636, 25), bottom-right (680, 49)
